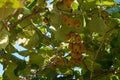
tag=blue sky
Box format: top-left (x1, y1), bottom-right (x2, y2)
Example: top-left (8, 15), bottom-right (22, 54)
top-left (114, 0), bottom-right (120, 3)
top-left (0, 64), bottom-right (3, 75)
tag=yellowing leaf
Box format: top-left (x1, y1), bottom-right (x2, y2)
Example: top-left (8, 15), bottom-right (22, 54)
top-left (10, 0), bottom-right (24, 8)
top-left (103, 1), bottom-right (115, 6)
top-left (0, 0), bottom-right (4, 7)
top-left (87, 0), bottom-right (95, 2)
top-left (0, 0), bottom-right (24, 9)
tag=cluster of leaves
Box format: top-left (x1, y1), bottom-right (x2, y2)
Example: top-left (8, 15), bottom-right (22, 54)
top-left (0, 0), bottom-right (120, 80)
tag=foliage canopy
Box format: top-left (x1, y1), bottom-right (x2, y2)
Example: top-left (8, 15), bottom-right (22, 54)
top-left (0, 0), bottom-right (120, 80)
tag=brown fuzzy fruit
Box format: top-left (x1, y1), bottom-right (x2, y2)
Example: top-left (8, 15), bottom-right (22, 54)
top-left (71, 52), bottom-right (82, 59)
top-left (74, 20), bottom-right (81, 28)
top-left (63, 0), bottom-right (74, 8)
top-left (75, 35), bottom-right (81, 43)
top-left (72, 43), bottom-right (80, 52)
top-left (68, 43), bottom-right (73, 50)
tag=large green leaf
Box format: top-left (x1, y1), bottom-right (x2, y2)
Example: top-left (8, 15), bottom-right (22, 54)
top-left (49, 4), bottom-right (62, 29)
top-left (55, 24), bottom-right (83, 41)
top-left (111, 31), bottom-right (120, 48)
top-left (29, 53), bottom-right (44, 67)
top-left (49, 12), bottom-right (61, 30)
top-left (18, 50), bottom-right (30, 57)
top-left (5, 43), bottom-right (17, 54)
top-left (96, 53), bottom-right (114, 69)
top-left (5, 63), bottom-right (18, 80)
top-left (82, 0), bottom-right (96, 10)
top-left (37, 47), bottom-right (54, 56)
top-left (14, 61), bottom-right (26, 76)
top-left (86, 14), bottom-right (109, 34)
top-left (83, 71), bottom-right (91, 80)
top-left (26, 32), bottom-right (40, 49)
top-left (84, 58), bottom-right (101, 72)
top-left (17, 26), bottom-right (41, 49)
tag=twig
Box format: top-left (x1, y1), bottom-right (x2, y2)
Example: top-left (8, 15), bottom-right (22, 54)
top-left (90, 34), bottom-right (106, 80)
top-left (0, 26), bottom-right (4, 34)
top-left (2, 20), bottom-right (10, 31)
top-left (9, 9), bottom-right (41, 30)
top-left (0, 0), bottom-right (7, 33)
top-left (6, 9), bottom-right (19, 21)
top-left (89, 26), bottom-right (119, 80)
top-left (82, 58), bottom-right (90, 71)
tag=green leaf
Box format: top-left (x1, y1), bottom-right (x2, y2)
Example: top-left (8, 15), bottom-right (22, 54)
top-left (96, 58), bottom-right (113, 69)
top-left (14, 61), bottom-right (26, 76)
top-left (49, 12), bottom-right (61, 29)
top-left (0, 75), bottom-right (2, 80)
top-left (17, 26), bottom-right (40, 49)
top-left (112, 12), bottom-right (120, 18)
top-left (83, 71), bottom-right (91, 80)
top-left (72, 1), bottom-right (79, 11)
top-left (19, 67), bottom-right (30, 76)
top-left (111, 31), bottom-right (120, 48)
top-left (26, 32), bottom-right (40, 49)
top-left (84, 58), bottom-right (101, 72)
top-left (27, 0), bottom-right (37, 9)
top-left (77, 0), bottom-right (83, 5)
top-left (49, 5), bottom-right (62, 29)
top-left (23, 7), bottom-right (31, 14)
top-left (55, 23), bottom-right (83, 41)
top-left (19, 20), bottom-right (31, 28)
top-left (111, 76), bottom-right (118, 80)
top-left (0, 31), bottom-right (9, 50)
top-left (5, 43), bottom-right (17, 54)
top-left (114, 59), bottom-right (120, 67)
top-left (105, 19), bottom-right (118, 28)
top-left (29, 53), bottom-right (44, 67)
top-left (86, 14), bottom-right (109, 34)
top-left (82, 0), bottom-right (96, 10)
top-left (5, 63), bottom-right (18, 80)
top-left (38, 47), bottom-right (54, 56)
top-left (18, 50), bottom-right (29, 57)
